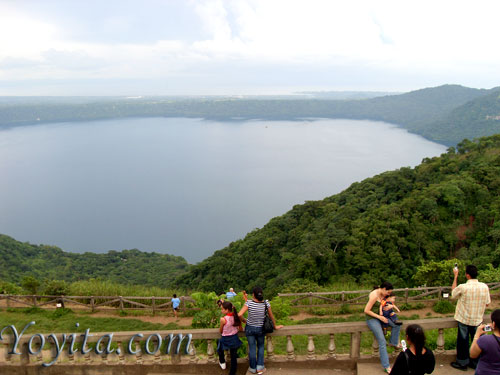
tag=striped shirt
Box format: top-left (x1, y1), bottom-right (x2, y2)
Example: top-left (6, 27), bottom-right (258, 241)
top-left (245, 300), bottom-right (271, 327)
top-left (451, 279), bottom-right (491, 326)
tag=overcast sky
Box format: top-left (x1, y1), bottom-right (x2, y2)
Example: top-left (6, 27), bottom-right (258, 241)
top-left (1, 0), bottom-right (499, 95)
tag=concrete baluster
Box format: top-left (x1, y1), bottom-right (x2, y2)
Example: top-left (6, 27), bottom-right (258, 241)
top-left (206, 339), bottom-right (216, 363)
top-left (2, 343), bottom-right (11, 364)
top-left (307, 335), bottom-right (316, 360)
top-left (286, 335), bottom-right (295, 361)
top-left (436, 328), bottom-right (445, 353)
top-left (84, 350), bottom-right (92, 364)
top-left (135, 342), bottom-right (143, 364)
top-left (36, 350), bottom-right (43, 364)
top-left (117, 341), bottom-right (125, 364)
top-left (350, 332), bottom-right (361, 359)
top-left (266, 336), bottom-right (274, 360)
top-left (20, 343), bottom-right (29, 365)
top-left (188, 341), bottom-right (197, 363)
top-left (328, 333), bottom-right (336, 358)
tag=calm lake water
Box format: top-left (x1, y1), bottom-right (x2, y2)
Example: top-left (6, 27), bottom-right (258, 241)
top-left (0, 117), bottom-right (446, 262)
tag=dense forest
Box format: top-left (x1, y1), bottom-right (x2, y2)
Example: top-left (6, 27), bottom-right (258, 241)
top-left (175, 134), bottom-right (500, 294)
top-left (0, 235), bottom-right (188, 289)
top-left (1, 85), bottom-right (499, 146)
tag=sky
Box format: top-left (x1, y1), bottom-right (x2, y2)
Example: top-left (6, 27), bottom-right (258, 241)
top-left (1, 0), bottom-right (500, 95)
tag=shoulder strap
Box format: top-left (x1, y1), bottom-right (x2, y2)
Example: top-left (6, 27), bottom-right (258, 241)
top-left (403, 350), bottom-right (414, 375)
top-left (493, 334), bottom-right (500, 349)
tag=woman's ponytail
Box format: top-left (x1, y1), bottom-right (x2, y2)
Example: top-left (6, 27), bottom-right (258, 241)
top-left (232, 305), bottom-right (241, 326)
top-left (406, 324), bottom-right (426, 356)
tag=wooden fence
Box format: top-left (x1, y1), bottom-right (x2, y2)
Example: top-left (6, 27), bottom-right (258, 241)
top-left (278, 282), bottom-right (500, 309)
top-left (1, 282), bottom-right (499, 313)
top-left (0, 294), bottom-right (195, 314)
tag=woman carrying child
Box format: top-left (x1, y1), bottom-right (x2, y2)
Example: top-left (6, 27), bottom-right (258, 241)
top-left (218, 301), bottom-right (243, 375)
top-left (364, 282), bottom-right (402, 373)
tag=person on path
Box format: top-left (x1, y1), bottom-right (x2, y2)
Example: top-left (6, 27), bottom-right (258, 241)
top-left (364, 281), bottom-right (402, 373)
top-left (171, 294), bottom-right (181, 319)
top-left (450, 264), bottom-right (490, 371)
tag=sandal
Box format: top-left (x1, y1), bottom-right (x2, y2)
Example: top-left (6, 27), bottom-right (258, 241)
top-left (384, 367), bottom-right (391, 373)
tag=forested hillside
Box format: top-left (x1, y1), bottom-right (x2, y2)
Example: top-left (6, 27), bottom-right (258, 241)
top-left (1, 85), bottom-right (499, 146)
top-left (0, 235), bottom-right (188, 288)
top-left (176, 134), bottom-right (500, 294)
top-left (421, 89), bottom-right (500, 145)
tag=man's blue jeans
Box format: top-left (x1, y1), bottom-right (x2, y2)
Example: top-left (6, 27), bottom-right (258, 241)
top-left (456, 321), bottom-right (478, 367)
top-left (245, 325), bottom-right (265, 373)
top-left (366, 318), bottom-right (401, 369)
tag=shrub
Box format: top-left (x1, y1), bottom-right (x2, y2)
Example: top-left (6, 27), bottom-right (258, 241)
top-left (433, 300), bottom-right (455, 314)
top-left (338, 304), bottom-right (351, 315)
top-left (270, 297), bottom-right (291, 321)
top-left (43, 280), bottom-right (70, 296)
top-left (21, 276), bottom-right (40, 294)
top-left (0, 280), bottom-right (22, 295)
top-left (191, 292), bottom-right (220, 328)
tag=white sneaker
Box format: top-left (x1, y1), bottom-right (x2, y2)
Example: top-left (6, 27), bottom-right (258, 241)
top-left (219, 362), bottom-right (226, 370)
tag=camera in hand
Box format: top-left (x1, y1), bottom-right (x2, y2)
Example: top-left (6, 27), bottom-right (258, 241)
top-left (484, 325), bottom-right (492, 332)
top-left (401, 339), bottom-right (407, 351)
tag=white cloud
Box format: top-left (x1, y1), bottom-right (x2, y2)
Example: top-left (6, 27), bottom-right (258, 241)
top-left (1, 0), bottom-right (500, 93)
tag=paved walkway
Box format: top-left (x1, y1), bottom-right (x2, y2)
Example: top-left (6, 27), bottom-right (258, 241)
top-left (358, 359), bottom-right (475, 374)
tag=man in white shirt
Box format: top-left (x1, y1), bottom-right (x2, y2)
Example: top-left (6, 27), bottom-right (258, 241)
top-left (450, 265), bottom-right (490, 371)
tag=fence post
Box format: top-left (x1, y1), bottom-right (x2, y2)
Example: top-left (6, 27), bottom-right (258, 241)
top-left (119, 296), bottom-right (124, 311)
top-left (90, 297), bottom-right (95, 312)
top-left (405, 288), bottom-right (409, 304)
top-left (152, 296), bottom-right (156, 316)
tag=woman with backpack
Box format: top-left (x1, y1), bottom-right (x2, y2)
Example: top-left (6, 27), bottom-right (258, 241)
top-left (390, 324), bottom-right (435, 375)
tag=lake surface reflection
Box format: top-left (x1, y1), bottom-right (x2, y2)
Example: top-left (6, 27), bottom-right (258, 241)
top-left (0, 117), bottom-right (446, 262)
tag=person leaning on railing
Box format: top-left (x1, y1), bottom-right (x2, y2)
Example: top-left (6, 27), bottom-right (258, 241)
top-left (389, 324), bottom-right (435, 375)
top-left (364, 281), bottom-right (402, 374)
top-left (470, 309), bottom-right (500, 375)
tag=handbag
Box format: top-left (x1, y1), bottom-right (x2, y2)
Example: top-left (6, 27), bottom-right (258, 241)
top-left (262, 301), bottom-right (274, 334)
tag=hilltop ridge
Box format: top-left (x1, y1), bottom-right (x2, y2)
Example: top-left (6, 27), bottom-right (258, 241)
top-left (1, 84), bottom-right (499, 146)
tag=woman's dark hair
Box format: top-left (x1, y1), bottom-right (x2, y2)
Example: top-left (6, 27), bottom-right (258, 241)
top-left (373, 281), bottom-right (394, 291)
top-left (253, 286), bottom-right (264, 301)
top-left (491, 309), bottom-right (500, 329)
top-left (173, 294), bottom-right (177, 298)
top-left (406, 324), bottom-right (426, 356)
top-left (222, 301), bottom-right (241, 326)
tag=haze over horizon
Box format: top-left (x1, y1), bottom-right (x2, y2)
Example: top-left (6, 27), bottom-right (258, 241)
top-left (1, 0), bottom-right (500, 96)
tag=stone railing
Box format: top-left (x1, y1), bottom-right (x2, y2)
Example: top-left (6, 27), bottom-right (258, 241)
top-left (2, 316), bottom-right (486, 372)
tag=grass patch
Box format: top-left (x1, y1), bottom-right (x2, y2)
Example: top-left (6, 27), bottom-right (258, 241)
top-left (0, 308), bottom-right (186, 334)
